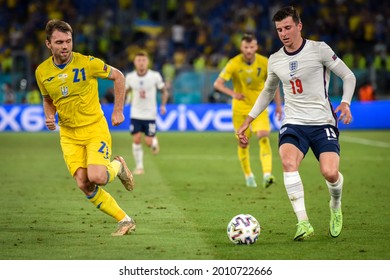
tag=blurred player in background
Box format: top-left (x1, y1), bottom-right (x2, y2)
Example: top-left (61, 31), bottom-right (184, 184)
top-left (214, 33), bottom-right (283, 188)
top-left (237, 6), bottom-right (356, 240)
top-left (125, 51), bottom-right (169, 175)
top-left (35, 19), bottom-right (136, 236)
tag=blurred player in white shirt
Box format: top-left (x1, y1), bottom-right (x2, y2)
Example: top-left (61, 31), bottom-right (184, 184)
top-left (237, 6), bottom-right (356, 241)
top-left (125, 51), bottom-right (169, 174)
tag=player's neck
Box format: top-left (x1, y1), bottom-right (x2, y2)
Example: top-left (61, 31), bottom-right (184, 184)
top-left (285, 37), bottom-right (304, 53)
top-left (137, 69), bottom-right (148, 76)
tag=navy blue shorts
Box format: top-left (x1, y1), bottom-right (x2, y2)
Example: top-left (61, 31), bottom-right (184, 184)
top-left (130, 118), bottom-right (157, 136)
top-left (278, 124), bottom-right (340, 160)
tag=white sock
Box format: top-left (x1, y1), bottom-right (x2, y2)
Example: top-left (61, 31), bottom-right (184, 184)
top-left (326, 172), bottom-right (343, 209)
top-left (119, 215), bottom-right (131, 223)
top-left (132, 143), bottom-right (144, 169)
top-left (152, 137), bottom-right (158, 149)
top-left (284, 171), bottom-right (308, 222)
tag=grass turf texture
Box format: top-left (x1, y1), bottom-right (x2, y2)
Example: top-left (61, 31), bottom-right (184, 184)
top-left (0, 130), bottom-right (389, 260)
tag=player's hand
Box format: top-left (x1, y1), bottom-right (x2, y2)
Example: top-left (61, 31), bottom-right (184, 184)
top-left (236, 125), bottom-right (249, 145)
top-left (275, 105), bottom-right (283, 121)
top-left (45, 115), bottom-right (56, 130)
top-left (160, 105), bottom-right (167, 115)
top-left (232, 92), bottom-right (245, 100)
top-left (111, 111), bottom-right (125, 126)
top-left (335, 102), bottom-right (352, 125)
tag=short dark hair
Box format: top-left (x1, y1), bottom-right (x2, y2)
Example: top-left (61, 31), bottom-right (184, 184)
top-left (272, 6), bottom-right (301, 25)
top-left (45, 19), bottom-right (72, 41)
top-left (241, 33), bottom-right (257, 43)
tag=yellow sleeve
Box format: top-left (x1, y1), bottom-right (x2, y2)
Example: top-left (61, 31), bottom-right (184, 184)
top-left (88, 56), bottom-right (112, 79)
top-left (219, 59), bottom-right (235, 81)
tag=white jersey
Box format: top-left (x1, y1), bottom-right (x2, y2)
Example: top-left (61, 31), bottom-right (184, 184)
top-left (268, 39), bottom-right (342, 126)
top-left (125, 69), bottom-right (165, 120)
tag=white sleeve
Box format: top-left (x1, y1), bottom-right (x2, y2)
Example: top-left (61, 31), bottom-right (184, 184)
top-left (125, 73), bottom-right (131, 90)
top-left (330, 61), bottom-right (356, 105)
top-left (156, 72), bottom-right (165, 90)
top-left (248, 72), bottom-right (279, 119)
top-left (320, 43), bottom-right (356, 105)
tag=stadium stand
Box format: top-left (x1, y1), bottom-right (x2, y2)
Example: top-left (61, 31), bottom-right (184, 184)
top-left (1, 0), bottom-right (389, 104)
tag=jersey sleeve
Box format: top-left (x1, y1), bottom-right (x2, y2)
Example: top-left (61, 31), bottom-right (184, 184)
top-left (319, 42), bottom-right (341, 69)
top-left (88, 56), bottom-right (112, 79)
top-left (319, 42), bottom-right (356, 105)
top-left (155, 72), bottom-right (165, 90)
top-left (35, 68), bottom-right (48, 96)
top-left (125, 73), bottom-right (132, 90)
top-left (218, 60), bottom-right (234, 81)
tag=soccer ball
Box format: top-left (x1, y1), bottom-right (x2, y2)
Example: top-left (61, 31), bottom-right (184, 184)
top-left (227, 214), bottom-right (261, 245)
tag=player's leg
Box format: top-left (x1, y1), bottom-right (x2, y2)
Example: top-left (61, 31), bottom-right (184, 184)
top-left (315, 125), bottom-right (343, 237)
top-left (86, 120), bottom-right (135, 235)
top-left (144, 120), bottom-right (159, 155)
top-left (131, 119), bottom-right (144, 174)
top-left (233, 112), bottom-right (256, 187)
top-left (279, 125), bottom-right (313, 240)
top-left (252, 110), bottom-right (274, 188)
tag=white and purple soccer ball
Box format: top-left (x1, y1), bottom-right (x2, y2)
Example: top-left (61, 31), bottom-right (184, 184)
top-left (227, 214), bottom-right (261, 245)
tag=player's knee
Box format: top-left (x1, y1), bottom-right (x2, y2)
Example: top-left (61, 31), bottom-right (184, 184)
top-left (281, 158), bottom-right (298, 172)
top-left (322, 168), bottom-right (339, 183)
top-left (239, 141), bottom-right (248, 148)
top-left (88, 172), bottom-right (108, 186)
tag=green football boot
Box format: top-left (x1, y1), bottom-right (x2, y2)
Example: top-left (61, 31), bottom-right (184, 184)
top-left (294, 220), bottom-right (314, 241)
top-left (263, 174), bottom-right (275, 188)
top-left (329, 206), bottom-right (343, 238)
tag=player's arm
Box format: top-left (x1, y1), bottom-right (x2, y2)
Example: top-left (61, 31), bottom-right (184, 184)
top-left (213, 77), bottom-right (244, 100)
top-left (42, 95), bottom-right (57, 130)
top-left (237, 73), bottom-right (279, 144)
top-left (331, 60), bottom-right (356, 125)
top-left (107, 66), bottom-right (126, 126)
top-left (273, 84), bottom-right (283, 121)
top-left (321, 43), bottom-right (356, 125)
top-left (159, 85), bottom-right (169, 115)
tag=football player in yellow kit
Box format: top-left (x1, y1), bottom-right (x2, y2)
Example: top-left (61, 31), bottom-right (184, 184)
top-left (214, 33), bottom-right (282, 188)
top-left (35, 19), bottom-right (135, 236)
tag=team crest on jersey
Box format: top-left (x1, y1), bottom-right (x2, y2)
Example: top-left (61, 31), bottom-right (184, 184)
top-left (103, 64), bottom-right (108, 72)
top-left (60, 86), bottom-right (69, 96)
top-left (58, 74), bottom-right (68, 83)
top-left (289, 61), bottom-right (298, 71)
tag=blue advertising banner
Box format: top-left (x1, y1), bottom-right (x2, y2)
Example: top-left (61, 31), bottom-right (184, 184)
top-left (1, 101), bottom-right (390, 132)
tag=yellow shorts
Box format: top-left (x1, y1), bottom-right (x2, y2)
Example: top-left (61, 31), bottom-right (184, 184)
top-left (233, 109), bottom-right (270, 138)
top-left (59, 117), bottom-right (112, 176)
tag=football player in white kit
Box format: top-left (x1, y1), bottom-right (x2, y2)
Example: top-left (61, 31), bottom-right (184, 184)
top-left (237, 6), bottom-right (356, 240)
top-left (125, 51), bottom-right (169, 175)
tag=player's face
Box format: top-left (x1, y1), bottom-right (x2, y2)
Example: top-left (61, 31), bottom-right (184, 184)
top-left (275, 16), bottom-right (302, 51)
top-left (134, 56), bottom-right (149, 73)
top-left (240, 40), bottom-right (258, 63)
top-left (46, 30), bottom-right (73, 65)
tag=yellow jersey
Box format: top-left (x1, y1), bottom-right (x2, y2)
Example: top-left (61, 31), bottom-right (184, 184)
top-left (35, 52), bottom-right (111, 128)
top-left (219, 53), bottom-right (268, 114)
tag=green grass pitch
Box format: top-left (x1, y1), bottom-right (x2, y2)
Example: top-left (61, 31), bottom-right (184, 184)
top-left (0, 130), bottom-right (389, 260)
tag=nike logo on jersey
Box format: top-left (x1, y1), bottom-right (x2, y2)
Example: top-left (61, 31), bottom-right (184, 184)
top-left (47, 77), bottom-right (54, 82)
top-left (289, 72), bottom-right (297, 77)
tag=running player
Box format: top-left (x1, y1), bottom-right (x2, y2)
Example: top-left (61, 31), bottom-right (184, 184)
top-left (35, 19), bottom-right (136, 236)
top-left (237, 6), bottom-right (356, 240)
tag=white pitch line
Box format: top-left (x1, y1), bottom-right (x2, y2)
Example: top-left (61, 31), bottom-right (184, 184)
top-left (341, 135), bottom-right (390, 148)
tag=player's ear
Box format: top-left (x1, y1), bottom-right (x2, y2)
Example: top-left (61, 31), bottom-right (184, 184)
top-left (297, 21), bottom-right (303, 32)
top-left (45, 40), bottom-right (51, 49)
